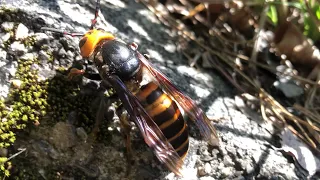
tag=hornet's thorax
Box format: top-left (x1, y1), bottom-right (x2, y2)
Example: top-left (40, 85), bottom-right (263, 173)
top-left (78, 29), bottom-right (141, 81)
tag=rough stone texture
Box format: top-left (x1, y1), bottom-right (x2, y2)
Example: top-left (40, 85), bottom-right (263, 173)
top-left (0, 0), bottom-right (316, 180)
top-left (49, 122), bottom-right (77, 150)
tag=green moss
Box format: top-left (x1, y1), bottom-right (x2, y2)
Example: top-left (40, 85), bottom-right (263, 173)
top-left (22, 35), bottom-right (36, 48)
top-left (46, 50), bottom-right (54, 63)
top-left (0, 56), bottom-right (50, 177)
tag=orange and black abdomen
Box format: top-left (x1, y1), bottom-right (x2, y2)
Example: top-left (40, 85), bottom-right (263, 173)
top-left (136, 82), bottom-right (189, 159)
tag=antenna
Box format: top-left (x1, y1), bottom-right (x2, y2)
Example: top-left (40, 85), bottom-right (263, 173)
top-left (40, 27), bottom-right (84, 37)
top-left (41, 0), bottom-right (102, 36)
top-left (90, 0), bottom-right (101, 30)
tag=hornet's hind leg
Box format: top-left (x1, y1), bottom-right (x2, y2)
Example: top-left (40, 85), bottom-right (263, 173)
top-left (87, 95), bottom-right (107, 143)
top-left (119, 111), bottom-right (133, 176)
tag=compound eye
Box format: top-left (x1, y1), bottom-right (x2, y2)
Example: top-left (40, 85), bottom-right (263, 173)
top-left (96, 28), bottom-right (105, 31)
top-left (86, 30), bottom-right (93, 35)
top-left (79, 37), bottom-right (88, 49)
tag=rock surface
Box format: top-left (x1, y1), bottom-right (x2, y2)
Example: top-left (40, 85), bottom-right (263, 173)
top-left (0, 0), bottom-right (316, 180)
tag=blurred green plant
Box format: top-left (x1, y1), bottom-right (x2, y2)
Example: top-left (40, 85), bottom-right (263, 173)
top-left (266, 0), bottom-right (320, 41)
top-left (267, 4), bottom-right (278, 25)
top-left (300, 0), bottom-right (320, 41)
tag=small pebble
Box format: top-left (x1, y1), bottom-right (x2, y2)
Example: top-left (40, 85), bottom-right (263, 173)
top-left (11, 79), bottom-right (22, 89)
top-left (10, 41), bottom-right (27, 53)
top-left (0, 48), bottom-right (7, 60)
top-left (1, 22), bottom-right (14, 31)
top-left (246, 163), bottom-right (254, 174)
top-left (200, 176), bottom-right (215, 180)
top-left (0, 33), bottom-right (10, 42)
top-left (0, 148), bottom-right (8, 157)
top-left (198, 166), bottom-right (206, 177)
top-left (221, 167), bottom-right (232, 177)
top-left (58, 47), bottom-right (67, 58)
top-left (204, 162), bottom-right (212, 174)
top-left (15, 23), bottom-right (29, 40)
top-left (20, 53), bottom-right (34, 60)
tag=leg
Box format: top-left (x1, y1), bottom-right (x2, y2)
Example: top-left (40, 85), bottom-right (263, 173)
top-left (87, 96), bottom-right (107, 143)
top-left (91, 0), bottom-right (101, 29)
top-left (83, 72), bottom-right (102, 81)
top-left (68, 60), bottom-right (102, 81)
top-left (119, 111), bottom-right (133, 176)
top-left (68, 60), bottom-right (86, 79)
top-left (67, 68), bottom-right (85, 79)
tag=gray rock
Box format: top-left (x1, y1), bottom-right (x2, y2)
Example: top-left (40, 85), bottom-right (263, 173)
top-left (7, 61), bottom-right (17, 77)
top-left (198, 166), bottom-right (206, 177)
top-left (15, 23), bottom-right (29, 40)
top-left (0, 148), bottom-right (8, 157)
top-left (34, 32), bottom-right (49, 43)
top-left (49, 122), bottom-right (77, 150)
top-left (199, 176), bottom-right (215, 180)
top-left (273, 80), bottom-right (304, 98)
top-left (223, 156), bottom-right (234, 166)
top-left (20, 52), bottom-right (34, 60)
top-left (37, 65), bottom-right (56, 81)
top-left (0, 84), bottom-right (10, 98)
top-left (11, 79), bottom-right (22, 89)
top-left (59, 37), bottom-right (77, 52)
top-left (0, 48), bottom-right (7, 61)
top-left (38, 50), bottom-right (50, 61)
top-left (204, 163), bottom-right (212, 174)
top-left (221, 167), bottom-right (233, 177)
top-left (58, 47), bottom-right (67, 58)
top-left (0, 33), bottom-right (11, 45)
top-left (66, 50), bottom-right (74, 59)
top-left (245, 162), bottom-right (254, 174)
top-left (1, 22), bottom-right (14, 31)
top-left (10, 41), bottom-right (27, 53)
top-left (31, 140), bottom-right (59, 160)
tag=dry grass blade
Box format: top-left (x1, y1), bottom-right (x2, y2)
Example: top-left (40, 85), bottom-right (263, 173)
top-left (294, 104), bottom-right (320, 124)
top-left (182, 3), bottom-right (206, 19)
top-left (305, 69), bottom-right (320, 108)
top-left (287, 126), bottom-right (320, 154)
top-left (215, 50), bottom-right (320, 87)
top-left (4, 148), bottom-right (26, 162)
top-left (249, 4), bottom-right (269, 73)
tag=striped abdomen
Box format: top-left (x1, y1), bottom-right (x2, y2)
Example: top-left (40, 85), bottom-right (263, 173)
top-left (136, 81), bottom-right (189, 158)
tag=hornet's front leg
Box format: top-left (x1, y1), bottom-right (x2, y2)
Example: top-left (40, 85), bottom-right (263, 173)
top-left (67, 60), bottom-right (102, 80)
top-left (67, 68), bottom-right (85, 79)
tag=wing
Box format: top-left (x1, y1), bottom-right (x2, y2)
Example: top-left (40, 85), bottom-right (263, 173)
top-left (137, 53), bottom-right (219, 146)
top-left (106, 75), bottom-right (184, 176)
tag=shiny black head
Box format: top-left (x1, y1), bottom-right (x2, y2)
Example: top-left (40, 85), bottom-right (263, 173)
top-left (100, 40), bottom-right (141, 80)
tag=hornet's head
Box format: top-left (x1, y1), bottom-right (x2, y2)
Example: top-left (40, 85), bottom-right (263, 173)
top-left (79, 29), bottom-right (115, 58)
